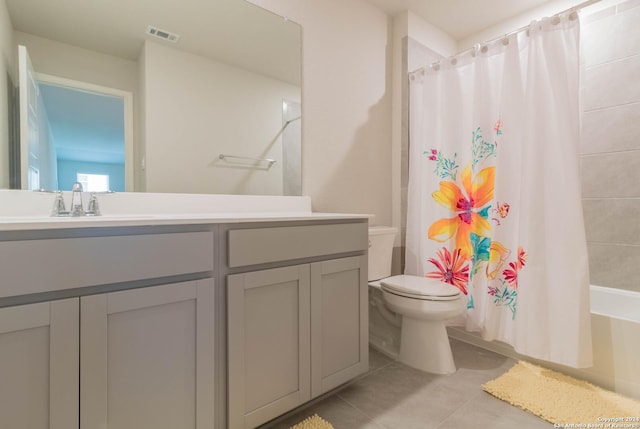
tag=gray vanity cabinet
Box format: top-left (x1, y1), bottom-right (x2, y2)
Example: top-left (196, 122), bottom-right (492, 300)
top-left (80, 279), bottom-right (215, 429)
top-left (226, 222), bottom-right (369, 429)
top-left (0, 218), bottom-right (368, 429)
top-left (0, 229), bottom-right (216, 429)
top-left (227, 265), bottom-right (312, 429)
top-left (0, 298), bottom-right (79, 429)
top-left (310, 256), bottom-right (368, 397)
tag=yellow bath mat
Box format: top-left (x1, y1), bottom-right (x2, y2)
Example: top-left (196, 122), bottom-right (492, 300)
top-left (483, 361), bottom-right (640, 426)
top-left (289, 414), bottom-right (334, 429)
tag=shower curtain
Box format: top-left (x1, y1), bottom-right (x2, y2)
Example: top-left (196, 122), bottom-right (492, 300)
top-left (406, 12), bottom-right (593, 368)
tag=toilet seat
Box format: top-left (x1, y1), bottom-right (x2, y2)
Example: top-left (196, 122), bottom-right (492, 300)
top-left (380, 275), bottom-right (461, 301)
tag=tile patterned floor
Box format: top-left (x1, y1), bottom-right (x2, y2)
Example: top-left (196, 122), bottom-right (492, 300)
top-left (263, 339), bottom-right (552, 428)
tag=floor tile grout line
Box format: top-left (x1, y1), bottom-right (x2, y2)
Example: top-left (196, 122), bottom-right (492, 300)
top-left (432, 389), bottom-right (487, 429)
top-left (330, 357), bottom-right (397, 428)
top-left (337, 360), bottom-right (406, 421)
top-left (362, 358), bottom-right (396, 379)
top-left (333, 393), bottom-right (387, 428)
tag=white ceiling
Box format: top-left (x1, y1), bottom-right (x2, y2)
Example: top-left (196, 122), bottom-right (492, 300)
top-left (365, 0), bottom-right (557, 40)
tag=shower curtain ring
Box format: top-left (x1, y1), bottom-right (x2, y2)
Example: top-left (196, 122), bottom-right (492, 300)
top-left (471, 43), bottom-right (481, 57)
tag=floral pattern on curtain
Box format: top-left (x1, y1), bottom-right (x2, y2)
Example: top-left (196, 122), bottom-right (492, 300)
top-left (405, 12), bottom-right (593, 368)
top-left (424, 121), bottom-right (526, 320)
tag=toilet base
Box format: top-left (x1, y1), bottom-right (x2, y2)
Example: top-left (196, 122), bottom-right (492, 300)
top-left (399, 317), bottom-right (457, 375)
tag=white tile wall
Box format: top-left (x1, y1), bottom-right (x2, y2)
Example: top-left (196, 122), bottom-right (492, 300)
top-left (587, 243), bottom-right (640, 291)
top-left (581, 5), bottom-right (640, 67)
top-left (582, 55), bottom-right (640, 111)
top-left (581, 151), bottom-right (640, 198)
top-left (582, 198), bottom-right (640, 244)
top-left (581, 1), bottom-right (640, 292)
top-left (582, 102), bottom-right (640, 154)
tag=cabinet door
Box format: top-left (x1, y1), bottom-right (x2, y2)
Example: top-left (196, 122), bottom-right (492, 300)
top-left (0, 298), bottom-right (79, 429)
top-left (228, 265), bottom-right (311, 429)
top-left (80, 279), bottom-right (215, 429)
top-left (310, 255), bottom-right (368, 397)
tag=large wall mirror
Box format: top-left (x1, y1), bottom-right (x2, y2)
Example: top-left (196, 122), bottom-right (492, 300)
top-left (4, 0), bottom-right (302, 196)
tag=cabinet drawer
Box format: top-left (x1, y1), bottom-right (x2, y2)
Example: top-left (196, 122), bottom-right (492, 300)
top-left (228, 223), bottom-right (367, 268)
top-left (0, 232), bottom-right (214, 299)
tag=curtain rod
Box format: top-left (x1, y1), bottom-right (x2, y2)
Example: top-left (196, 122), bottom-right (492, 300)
top-left (410, 0), bottom-right (604, 76)
top-left (460, 0), bottom-right (602, 53)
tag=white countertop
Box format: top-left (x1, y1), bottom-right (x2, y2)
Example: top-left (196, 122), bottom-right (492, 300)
top-left (0, 212), bottom-right (370, 231)
top-left (0, 190), bottom-right (372, 231)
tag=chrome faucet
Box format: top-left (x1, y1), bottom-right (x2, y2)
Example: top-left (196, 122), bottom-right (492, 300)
top-left (49, 183), bottom-right (103, 217)
top-left (70, 182), bottom-right (85, 216)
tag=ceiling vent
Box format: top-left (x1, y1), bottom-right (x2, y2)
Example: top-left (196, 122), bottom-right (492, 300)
top-left (145, 25), bottom-right (180, 43)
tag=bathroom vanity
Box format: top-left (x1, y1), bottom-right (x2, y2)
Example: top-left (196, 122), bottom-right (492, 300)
top-left (0, 191), bottom-right (369, 429)
top-left (225, 223), bottom-right (368, 428)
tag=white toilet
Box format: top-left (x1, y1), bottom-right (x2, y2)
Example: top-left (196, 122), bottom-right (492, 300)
top-left (368, 226), bottom-right (466, 374)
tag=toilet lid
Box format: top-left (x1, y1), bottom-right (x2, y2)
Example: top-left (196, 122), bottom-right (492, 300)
top-left (380, 275), bottom-right (461, 301)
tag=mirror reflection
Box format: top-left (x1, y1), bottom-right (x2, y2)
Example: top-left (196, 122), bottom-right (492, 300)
top-left (4, 0), bottom-right (302, 195)
top-left (38, 82), bottom-right (126, 192)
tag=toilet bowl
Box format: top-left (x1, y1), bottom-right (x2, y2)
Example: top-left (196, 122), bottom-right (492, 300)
top-left (368, 226), bottom-right (466, 375)
top-left (380, 275), bottom-right (465, 374)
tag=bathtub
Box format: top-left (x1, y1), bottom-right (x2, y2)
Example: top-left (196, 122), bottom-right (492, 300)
top-left (586, 285), bottom-right (640, 398)
top-left (443, 285), bottom-right (640, 399)
top-left (590, 285), bottom-right (639, 323)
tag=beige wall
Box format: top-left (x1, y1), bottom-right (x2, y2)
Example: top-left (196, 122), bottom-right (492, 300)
top-left (249, 0), bottom-right (393, 223)
top-left (0, 0), bottom-right (13, 188)
top-left (141, 41), bottom-right (300, 195)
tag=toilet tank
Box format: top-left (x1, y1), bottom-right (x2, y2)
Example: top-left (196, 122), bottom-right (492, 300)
top-left (368, 226), bottom-right (398, 281)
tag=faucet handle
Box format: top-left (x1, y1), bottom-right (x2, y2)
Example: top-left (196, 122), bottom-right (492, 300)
top-left (51, 191), bottom-right (69, 217)
top-left (86, 193), bottom-right (101, 216)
